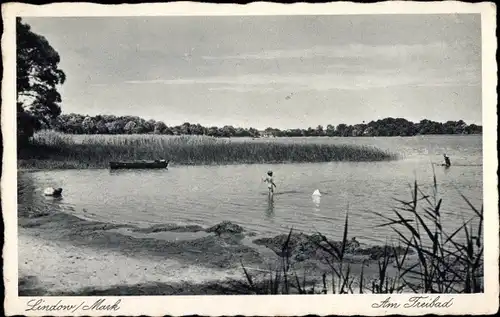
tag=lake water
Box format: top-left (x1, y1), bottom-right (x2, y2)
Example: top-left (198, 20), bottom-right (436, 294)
top-left (18, 135), bottom-right (483, 245)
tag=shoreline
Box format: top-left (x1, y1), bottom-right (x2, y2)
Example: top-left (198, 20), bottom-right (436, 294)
top-left (17, 157), bottom-right (397, 170)
top-left (17, 158), bottom-right (394, 171)
top-left (18, 209), bottom-right (412, 295)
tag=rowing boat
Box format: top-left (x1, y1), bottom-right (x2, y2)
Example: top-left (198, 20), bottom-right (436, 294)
top-left (109, 159), bottom-right (169, 170)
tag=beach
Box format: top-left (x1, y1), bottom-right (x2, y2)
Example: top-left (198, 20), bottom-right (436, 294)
top-left (18, 205), bottom-right (417, 296)
top-left (18, 229), bottom-right (254, 296)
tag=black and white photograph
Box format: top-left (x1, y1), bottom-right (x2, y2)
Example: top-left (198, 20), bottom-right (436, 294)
top-left (2, 2), bottom-right (498, 316)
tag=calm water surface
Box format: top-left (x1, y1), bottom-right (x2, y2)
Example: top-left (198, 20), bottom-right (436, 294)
top-left (18, 135), bottom-right (483, 245)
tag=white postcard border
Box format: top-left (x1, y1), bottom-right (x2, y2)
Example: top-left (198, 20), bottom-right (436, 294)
top-left (2, 2), bottom-right (498, 316)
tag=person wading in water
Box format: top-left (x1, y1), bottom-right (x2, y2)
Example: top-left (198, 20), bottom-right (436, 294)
top-left (264, 170), bottom-right (277, 198)
top-left (443, 154), bottom-right (451, 167)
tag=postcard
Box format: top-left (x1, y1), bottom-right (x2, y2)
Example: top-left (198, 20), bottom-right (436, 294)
top-left (1, 1), bottom-right (498, 316)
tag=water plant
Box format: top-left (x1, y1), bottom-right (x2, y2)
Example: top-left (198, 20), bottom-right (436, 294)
top-left (371, 167), bottom-right (484, 293)
top-left (240, 172), bottom-right (484, 294)
top-left (18, 130), bottom-right (398, 169)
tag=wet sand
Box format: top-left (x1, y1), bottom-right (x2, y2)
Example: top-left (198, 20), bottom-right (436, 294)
top-left (18, 231), bottom-right (250, 295)
top-left (18, 210), bottom-right (412, 295)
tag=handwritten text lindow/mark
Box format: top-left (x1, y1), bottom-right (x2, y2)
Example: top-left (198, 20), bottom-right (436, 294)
top-left (25, 298), bottom-right (121, 313)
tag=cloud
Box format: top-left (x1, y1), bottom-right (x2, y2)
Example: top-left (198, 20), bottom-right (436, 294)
top-left (123, 65), bottom-right (480, 93)
top-left (201, 42), bottom-right (453, 61)
top-left (123, 40), bottom-right (480, 93)
top-left (207, 86), bottom-right (279, 93)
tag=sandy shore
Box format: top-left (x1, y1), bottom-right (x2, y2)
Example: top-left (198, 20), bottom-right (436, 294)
top-left (18, 231), bottom-right (247, 295)
top-left (17, 206), bottom-right (413, 295)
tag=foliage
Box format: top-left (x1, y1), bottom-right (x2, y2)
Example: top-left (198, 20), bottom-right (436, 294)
top-left (51, 114), bottom-right (262, 137)
top-left (17, 131), bottom-right (397, 169)
top-left (50, 114), bottom-right (482, 138)
top-left (16, 18), bottom-right (66, 145)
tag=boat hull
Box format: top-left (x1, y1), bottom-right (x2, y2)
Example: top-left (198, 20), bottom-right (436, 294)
top-left (109, 160), bottom-right (169, 170)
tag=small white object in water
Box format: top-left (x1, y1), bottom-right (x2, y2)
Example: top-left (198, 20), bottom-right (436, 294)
top-left (312, 189), bottom-right (321, 197)
top-left (44, 187), bottom-right (63, 197)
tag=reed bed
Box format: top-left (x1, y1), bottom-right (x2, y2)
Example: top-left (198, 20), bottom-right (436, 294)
top-left (18, 130), bottom-right (397, 169)
top-left (240, 172), bottom-right (484, 294)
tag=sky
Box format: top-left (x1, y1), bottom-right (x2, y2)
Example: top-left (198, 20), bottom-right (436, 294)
top-left (22, 14), bottom-right (482, 130)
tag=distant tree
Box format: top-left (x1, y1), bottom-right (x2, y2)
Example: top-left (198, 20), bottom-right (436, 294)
top-left (316, 125), bottom-right (325, 136)
top-left (443, 121), bottom-right (457, 134)
top-left (248, 127), bottom-right (260, 138)
top-left (351, 124), bottom-right (366, 137)
top-left (123, 121), bottom-right (136, 134)
top-left (143, 119), bottom-right (156, 134)
top-left (206, 126), bottom-right (219, 137)
top-left (465, 124), bottom-right (482, 134)
top-left (418, 119), bottom-right (444, 135)
top-left (455, 120), bottom-right (467, 134)
top-left (171, 126), bottom-right (181, 135)
top-left (17, 18), bottom-right (66, 144)
top-left (283, 128), bottom-right (302, 137)
top-left (105, 121), bottom-right (122, 134)
top-left (102, 115), bottom-right (117, 123)
top-left (163, 126), bottom-right (174, 135)
top-left (221, 125), bottom-right (236, 137)
top-left (95, 119), bottom-right (108, 134)
top-left (345, 125), bottom-right (355, 137)
top-left (335, 124), bottom-right (348, 137)
top-left (326, 124), bottom-right (335, 137)
top-left (180, 122), bottom-right (191, 135)
top-left (63, 114), bottom-right (84, 134)
top-left (81, 116), bottom-right (96, 134)
top-left (154, 121), bottom-right (167, 134)
top-left (303, 127), bottom-right (313, 137)
top-left (132, 118), bottom-right (147, 134)
top-left (191, 123), bottom-right (206, 135)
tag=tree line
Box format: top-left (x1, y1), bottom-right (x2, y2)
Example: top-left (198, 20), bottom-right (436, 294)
top-left (263, 118), bottom-right (482, 137)
top-left (15, 17), bottom-right (482, 147)
top-left (51, 114), bottom-right (482, 137)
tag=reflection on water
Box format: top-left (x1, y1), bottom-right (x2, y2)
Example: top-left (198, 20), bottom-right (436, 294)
top-left (266, 198), bottom-right (275, 219)
top-left (312, 195), bottom-right (321, 210)
top-left (17, 135), bottom-right (483, 244)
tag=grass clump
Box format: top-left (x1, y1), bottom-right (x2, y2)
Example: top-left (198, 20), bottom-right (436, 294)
top-left (18, 130), bottom-right (398, 169)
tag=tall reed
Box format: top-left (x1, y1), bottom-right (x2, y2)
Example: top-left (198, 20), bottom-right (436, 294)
top-left (371, 167), bottom-right (484, 293)
top-left (240, 171), bottom-right (483, 294)
top-left (19, 131), bottom-right (398, 169)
